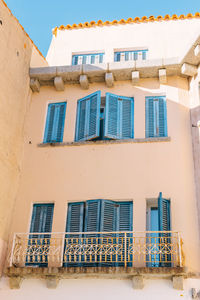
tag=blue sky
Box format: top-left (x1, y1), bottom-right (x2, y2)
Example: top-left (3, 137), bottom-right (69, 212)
top-left (4, 0), bottom-right (200, 57)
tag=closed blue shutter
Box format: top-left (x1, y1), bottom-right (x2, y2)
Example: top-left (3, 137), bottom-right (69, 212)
top-left (44, 102), bottom-right (66, 143)
top-left (75, 91), bottom-right (101, 141)
top-left (105, 93), bottom-right (134, 139)
top-left (66, 202), bottom-right (84, 232)
top-left (145, 97), bottom-right (154, 138)
top-left (146, 97), bottom-right (167, 138)
top-left (158, 97), bottom-right (167, 137)
top-left (28, 204), bottom-right (54, 266)
top-left (158, 192), bottom-right (171, 266)
top-left (84, 200), bottom-right (101, 232)
top-left (30, 204), bottom-right (54, 233)
top-left (118, 201), bottom-right (133, 266)
top-left (118, 201), bottom-right (133, 231)
top-left (100, 200), bottom-right (117, 232)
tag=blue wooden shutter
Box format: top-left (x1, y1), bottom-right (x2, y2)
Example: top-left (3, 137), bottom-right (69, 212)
top-left (84, 200), bottom-right (101, 232)
top-left (30, 204), bottom-right (54, 233)
top-left (66, 202), bottom-right (84, 232)
top-left (44, 102), bottom-right (66, 143)
top-left (158, 97), bottom-right (167, 137)
top-left (104, 93), bottom-right (120, 139)
top-left (100, 200), bottom-right (117, 232)
top-left (145, 97), bottom-right (154, 138)
top-left (105, 93), bottom-right (134, 139)
top-left (158, 192), bottom-right (171, 266)
top-left (121, 96), bottom-right (134, 139)
top-left (75, 91), bottom-right (101, 141)
top-left (158, 192), bottom-right (171, 231)
top-left (118, 201), bottom-right (133, 231)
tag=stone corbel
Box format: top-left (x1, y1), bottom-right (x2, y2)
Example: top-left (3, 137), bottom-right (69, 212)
top-left (105, 72), bottom-right (114, 87)
top-left (46, 276), bottom-right (60, 289)
top-left (9, 276), bottom-right (23, 289)
top-left (132, 71), bottom-right (140, 85)
top-left (54, 76), bottom-right (65, 91)
top-left (79, 75), bottom-right (89, 89)
top-left (30, 78), bottom-right (40, 93)
top-left (132, 275), bottom-right (144, 289)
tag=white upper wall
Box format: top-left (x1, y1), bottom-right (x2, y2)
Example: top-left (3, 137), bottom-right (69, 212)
top-left (47, 19), bottom-right (200, 66)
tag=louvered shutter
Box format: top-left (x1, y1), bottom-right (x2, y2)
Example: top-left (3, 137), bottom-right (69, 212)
top-left (158, 97), bottom-right (167, 137)
top-left (105, 93), bottom-right (134, 139)
top-left (100, 200), bottom-right (117, 232)
top-left (145, 97), bottom-right (154, 138)
top-left (118, 202), bottom-right (133, 267)
top-left (30, 204), bottom-right (54, 233)
top-left (84, 200), bottom-right (101, 232)
top-left (158, 192), bottom-right (170, 231)
top-left (75, 91), bottom-right (101, 141)
top-left (66, 202), bottom-right (84, 232)
top-left (44, 102), bottom-right (66, 143)
top-left (28, 204), bottom-right (54, 266)
top-left (118, 201), bottom-right (133, 231)
top-left (121, 96), bottom-right (134, 139)
top-left (56, 103), bottom-right (66, 142)
top-left (158, 192), bottom-right (171, 267)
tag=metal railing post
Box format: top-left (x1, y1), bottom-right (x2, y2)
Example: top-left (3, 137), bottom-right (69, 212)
top-left (178, 232), bottom-right (182, 267)
top-left (124, 232), bottom-right (127, 267)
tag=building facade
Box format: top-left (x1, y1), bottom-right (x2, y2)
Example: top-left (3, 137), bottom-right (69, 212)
top-left (1, 2), bottom-right (200, 299)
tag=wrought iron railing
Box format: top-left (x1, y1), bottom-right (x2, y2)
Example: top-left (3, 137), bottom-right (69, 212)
top-left (10, 231), bottom-right (182, 268)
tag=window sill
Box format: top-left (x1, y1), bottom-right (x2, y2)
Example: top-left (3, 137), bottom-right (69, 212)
top-left (38, 137), bottom-right (171, 147)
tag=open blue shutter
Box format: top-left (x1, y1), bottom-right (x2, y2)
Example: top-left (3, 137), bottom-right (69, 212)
top-left (105, 93), bottom-right (134, 139)
top-left (158, 192), bottom-right (171, 231)
top-left (84, 200), bottom-right (101, 232)
top-left (145, 97), bottom-right (154, 138)
top-left (158, 192), bottom-right (171, 266)
top-left (66, 202), bottom-right (84, 232)
top-left (121, 96), bottom-right (134, 139)
top-left (118, 201), bottom-right (133, 231)
top-left (30, 204), bottom-right (54, 233)
top-left (75, 91), bottom-right (101, 141)
top-left (158, 97), bottom-right (167, 137)
top-left (44, 102), bottom-right (66, 143)
top-left (104, 93), bottom-right (120, 139)
top-left (100, 200), bottom-right (117, 232)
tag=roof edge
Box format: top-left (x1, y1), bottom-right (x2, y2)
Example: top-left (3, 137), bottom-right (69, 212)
top-left (52, 12), bottom-right (200, 36)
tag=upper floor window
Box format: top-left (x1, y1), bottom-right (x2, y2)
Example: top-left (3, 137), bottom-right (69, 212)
top-left (72, 53), bottom-right (104, 65)
top-left (75, 91), bottom-right (134, 142)
top-left (145, 96), bottom-right (167, 138)
top-left (66, 199), bottom-right (133, 233)
top-left (114, 49), bottom-right (148, 62)
top-left (43, 102), bottom-right (66, 143)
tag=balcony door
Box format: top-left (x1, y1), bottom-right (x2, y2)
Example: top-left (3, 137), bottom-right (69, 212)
top-left (64, 199), bottom-right (133, 267)
top-left (146, 193), bottom-right (171, 267)
top-left (26, 203), bottom-right (54, 267)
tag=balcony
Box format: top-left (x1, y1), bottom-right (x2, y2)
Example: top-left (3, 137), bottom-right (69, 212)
top-left (9, 231), bottom-right (182, 269)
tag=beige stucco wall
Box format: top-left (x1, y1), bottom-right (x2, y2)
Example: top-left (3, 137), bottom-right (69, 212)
top-left (47, 19), bottom-right (200, 66)
top-left (8, 75), bottom-right (199, 272)
top-left (0, 0), bottom-right (46, 275)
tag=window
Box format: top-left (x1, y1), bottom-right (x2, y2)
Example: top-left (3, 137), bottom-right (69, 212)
top-left (146, 193), bottom-right (171, 267)
top-left (66, 199), bottom-right (133, 233)
top-left (114, 49), bottom-right (148, 62)
top-left (72, 53), bottom-right (104, 65)
top-left (75, 91), bottom-right (134, 142)
top-left (145, 96), bottom-right (167, 138)
top-left (27, 204), bottom-right (54, 266)
top-left (43, 102), bottom-right (66, 143)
